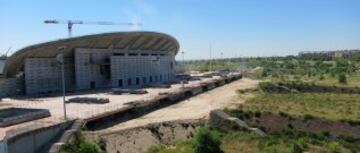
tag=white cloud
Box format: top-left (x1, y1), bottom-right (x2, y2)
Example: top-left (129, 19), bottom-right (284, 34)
top-left (122, 8), bottom-right (142, 31)
top-left (121, 0), bottom-right (157, 31)
top-left (130, 16), bottom-right (142, 31)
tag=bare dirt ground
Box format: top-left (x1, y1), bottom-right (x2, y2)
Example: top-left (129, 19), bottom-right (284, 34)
top-left (96, 78), bottom-right (258, 133)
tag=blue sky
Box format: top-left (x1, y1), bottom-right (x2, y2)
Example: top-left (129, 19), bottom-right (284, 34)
top-left (0, 0), bottom-right (359, 59)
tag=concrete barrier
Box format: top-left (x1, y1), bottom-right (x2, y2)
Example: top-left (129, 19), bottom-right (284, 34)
top-left (206, 82), bottom-right (216, 90)
top-left (47, 120), bottom-right (85, 153)
top-left (0, 108), bottom-right (51, 127)
top-left (0, 141), bottom-right (8, 153)
top-left (217, 79), bottom-right (226, 86)
top-left (191, 86), bottom-right (203, 95)
top-left (209, 110), bottom-right (266, 137)
top-left (167, 92), bottom-right (186, 102)
top-left (5, 120), bottom-right (74, 153)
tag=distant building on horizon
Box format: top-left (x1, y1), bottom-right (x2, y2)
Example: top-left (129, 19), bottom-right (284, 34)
top-left (298, 49), bottom-right (360, 58)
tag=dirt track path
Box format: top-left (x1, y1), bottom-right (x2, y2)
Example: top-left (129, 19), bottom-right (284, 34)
top-left (97, 78), bottom-right (258, 133)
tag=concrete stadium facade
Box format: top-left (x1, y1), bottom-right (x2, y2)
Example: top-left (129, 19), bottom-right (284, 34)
top-left (0, 31), bottom-right (179, 96)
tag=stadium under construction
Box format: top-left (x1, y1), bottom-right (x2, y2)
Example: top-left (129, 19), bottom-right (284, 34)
top-left (0, 31), bottom-right (179, 97)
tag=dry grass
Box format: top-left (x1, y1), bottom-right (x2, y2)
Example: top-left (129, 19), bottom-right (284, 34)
top-left (237, 92), bottom-right (360, 122)
top-left (267, 74), bottom-right (360, 87)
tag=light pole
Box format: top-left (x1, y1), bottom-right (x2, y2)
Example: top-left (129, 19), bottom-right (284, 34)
top-left (181, 51), bottom-right (185, 63)
top-left (181, 50), bottom-right (185, 89)
top-left (220, 52), bottom-right (224, 70)
top-left (56, 47), bottom-right (67, 120)
top-left (209, 42), bottom-right (212, 72)
top-left (181, 51), bottom-right (185, 70)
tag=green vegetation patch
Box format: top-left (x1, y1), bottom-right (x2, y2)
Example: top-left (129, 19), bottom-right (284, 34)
top-left (237, 92), bottom-right (360, 122)
top-left (59, 131), bottom-right (104, 153)
top-left (221, 130), bottom-right (358, 153)
top-left (183, 57), bottom-right (360, 87)
top-left (147, 142), bottom-right (194, 153)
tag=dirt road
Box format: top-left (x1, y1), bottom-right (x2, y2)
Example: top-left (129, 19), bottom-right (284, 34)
top-left (96, 78), bottom-right (258, 133)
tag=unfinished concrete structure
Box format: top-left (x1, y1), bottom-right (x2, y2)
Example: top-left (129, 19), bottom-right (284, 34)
top-left (1, 31), bottom-right (179, 96)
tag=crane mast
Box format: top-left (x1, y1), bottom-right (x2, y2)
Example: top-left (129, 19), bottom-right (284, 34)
top-left (44, 20), bottom-right (139, 38)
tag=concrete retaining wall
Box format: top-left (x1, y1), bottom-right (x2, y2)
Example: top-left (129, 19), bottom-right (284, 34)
top-left (4, 120), bottom-right (73, 153)
top-left (0, 141), bottom-right (7, 153)
top-left (209, 110), bottom-right (266, 136)
top-left (47, 120), bottom-right (85, 153)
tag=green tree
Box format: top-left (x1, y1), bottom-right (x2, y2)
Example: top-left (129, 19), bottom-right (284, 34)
top-left (192, 127), bottom-right (223, 153)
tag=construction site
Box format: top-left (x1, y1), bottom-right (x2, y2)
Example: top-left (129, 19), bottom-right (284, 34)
top-left (0, 31), bottom-right (178, 96)
top-left (2, 1), bottom-right (360, 152)
top-left (0, 19), bottom-right (245, 153)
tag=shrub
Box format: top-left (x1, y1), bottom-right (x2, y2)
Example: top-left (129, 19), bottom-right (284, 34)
top-left (192, 127), bottom-right (223, 153)
top-left (291, 143), bottom-right (303, 153)
top-left (321, 131), bottom-right (330, 137)
top-left (279, 111), bottom-right (289, 118)
top-left (346, 120), bottom-right (360, 126)
top-left (338, 73), bottom-right (347, 84)
top-left (296, 138), bottom-right (308, 149)
top-left (326, 141), bottom-right (341, 153)
top-left (283, 129), bottom-right (294, 136)
top-left (78, 141), bottom-right (103, 153)
top-left (59, 131), bottom-right (104, 153)
top-left (287, 123), bottom-right (293, 129)
top-left (254, 110), bottom-right (261, 117)
top-left (303, 114), bottom-right (315, 121)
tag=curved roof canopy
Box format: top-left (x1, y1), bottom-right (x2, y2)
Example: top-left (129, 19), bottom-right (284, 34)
top-left (3, 31), bottom-right (179, 77)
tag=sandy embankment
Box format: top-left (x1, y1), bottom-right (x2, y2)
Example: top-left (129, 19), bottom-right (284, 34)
top-left (96, 78), bottom-right (258, 133)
